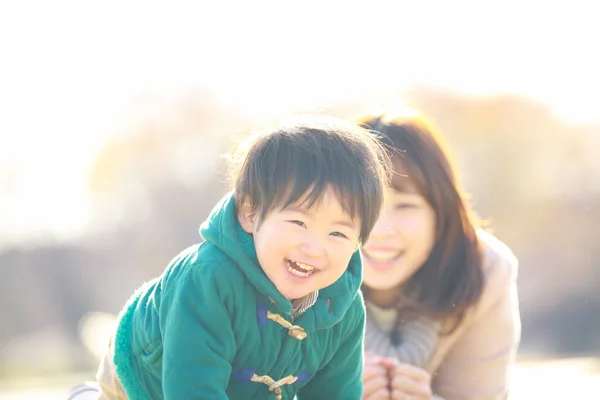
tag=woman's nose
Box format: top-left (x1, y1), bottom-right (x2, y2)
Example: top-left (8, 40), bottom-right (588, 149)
top-left (370, 212), bottom-right (396, 239)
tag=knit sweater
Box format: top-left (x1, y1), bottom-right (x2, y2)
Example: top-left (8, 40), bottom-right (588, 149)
top-left (364, 301), bottom-right (441, 369)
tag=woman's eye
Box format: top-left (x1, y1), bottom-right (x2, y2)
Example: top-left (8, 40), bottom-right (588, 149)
top-left (395, 203), bottom-right (418, 210)
top-left (330, 231), bottom-right (348, 239)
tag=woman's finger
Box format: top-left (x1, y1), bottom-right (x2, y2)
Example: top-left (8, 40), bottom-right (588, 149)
top-left (391, 388), bottom-right (429, 400)
top-left (391, 362), bottom-right (432, 383)
top-left (363, 363), bottom-right (388, 380)
top-left (391, 374), bottom-right (432, 399)
top-left (363, 374), bottom-right (390, 399)
top-left (366, 387), bottom-right (392, 400)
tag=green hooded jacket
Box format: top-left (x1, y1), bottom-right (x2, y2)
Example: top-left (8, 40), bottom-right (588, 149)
top-left (112, 193), bottom-right (365, 399)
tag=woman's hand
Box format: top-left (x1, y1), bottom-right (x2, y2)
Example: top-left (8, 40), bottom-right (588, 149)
top-left (379, 359), bottom-right (432, 400)
top-left (363, 353), bottom-right (391, 400)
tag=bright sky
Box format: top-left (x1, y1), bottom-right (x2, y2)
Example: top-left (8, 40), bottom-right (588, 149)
top-left (0, 1), bottom-right (598, 246)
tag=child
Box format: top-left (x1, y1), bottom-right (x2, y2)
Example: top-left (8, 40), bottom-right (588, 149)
top-left (71, 115), bottom-right (390, 400)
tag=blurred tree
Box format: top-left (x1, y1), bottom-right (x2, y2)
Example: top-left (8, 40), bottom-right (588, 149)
top-left (1, 87), bottom-right (599, 374)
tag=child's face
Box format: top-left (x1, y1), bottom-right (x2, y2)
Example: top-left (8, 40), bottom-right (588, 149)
top-left (239, 187), bottom-right (361, 301)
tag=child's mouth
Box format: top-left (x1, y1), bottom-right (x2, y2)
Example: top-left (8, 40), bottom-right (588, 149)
top-left (286, 259), bottom-right (317, 278)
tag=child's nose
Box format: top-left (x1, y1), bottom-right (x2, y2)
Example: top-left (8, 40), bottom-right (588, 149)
top-left (299, 234), bottom-right (326, 257)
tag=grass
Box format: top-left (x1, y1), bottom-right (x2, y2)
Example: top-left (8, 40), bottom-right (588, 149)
top-left (1, 358), bottom-right (599, 399)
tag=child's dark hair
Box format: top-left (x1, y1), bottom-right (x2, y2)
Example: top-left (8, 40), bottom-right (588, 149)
top-left (230, 115), bottom-right (390, 244)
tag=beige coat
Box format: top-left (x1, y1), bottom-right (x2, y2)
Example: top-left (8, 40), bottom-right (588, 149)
top-left (426, 232), bottom-right (521, 399)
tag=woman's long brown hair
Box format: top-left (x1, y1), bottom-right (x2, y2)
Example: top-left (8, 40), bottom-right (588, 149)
top-left (357, 111), bottom-right (485, 331)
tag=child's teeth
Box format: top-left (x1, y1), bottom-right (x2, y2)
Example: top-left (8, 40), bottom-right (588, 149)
top-left (289, 267), bottom-right (310, 277)
top-left (287, 260), bottom-right (315, 277)
top-left (297, 262), bottom-right (314, 271)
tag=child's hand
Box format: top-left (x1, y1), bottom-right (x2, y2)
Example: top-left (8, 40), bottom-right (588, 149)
top-left (363, 353), bottom-right (391, 400)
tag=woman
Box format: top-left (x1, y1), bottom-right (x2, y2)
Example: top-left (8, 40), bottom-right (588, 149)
top-left (357, 110), bottom-right (521, 400)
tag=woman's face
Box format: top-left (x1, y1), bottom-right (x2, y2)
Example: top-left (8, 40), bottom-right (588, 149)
top-left (362, 180), bottom-right (436, 292)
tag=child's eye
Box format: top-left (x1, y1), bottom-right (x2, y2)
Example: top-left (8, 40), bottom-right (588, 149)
top-left (289, 220), bottom-right (306, 227)
top-left (330, 231), bottom-right (348, 239)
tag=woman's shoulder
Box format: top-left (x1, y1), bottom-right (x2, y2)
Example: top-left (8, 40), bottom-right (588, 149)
top-left (478, 229), bottom-right (518, 282)
top-left (438, 231), bottom-right (519, 336)
top-left (474, 230), bottom-right (519, 315)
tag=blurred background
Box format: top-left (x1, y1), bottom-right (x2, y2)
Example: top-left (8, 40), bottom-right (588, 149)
top-left (1, 1), bottom-right (599, 398)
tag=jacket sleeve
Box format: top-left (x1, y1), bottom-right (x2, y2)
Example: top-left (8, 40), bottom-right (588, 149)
top-left (431, 246), bottom-right (521, 400)
top-left (297, 295), bottom-right (366, 400)
top-left (159, 262), bottom-right (237, 399)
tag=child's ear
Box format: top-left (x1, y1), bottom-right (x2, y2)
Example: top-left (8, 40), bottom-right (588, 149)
top-left (238, 200), bottom-right (256, 233)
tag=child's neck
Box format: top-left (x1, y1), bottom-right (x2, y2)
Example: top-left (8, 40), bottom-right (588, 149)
top-left (291, 297), bottom-right (304, 308)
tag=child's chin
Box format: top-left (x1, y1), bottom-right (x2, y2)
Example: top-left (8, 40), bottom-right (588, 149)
top-left (282, 292), bottom-right (304, 301)
top-left (280, 287), bottom-right (311, 302)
